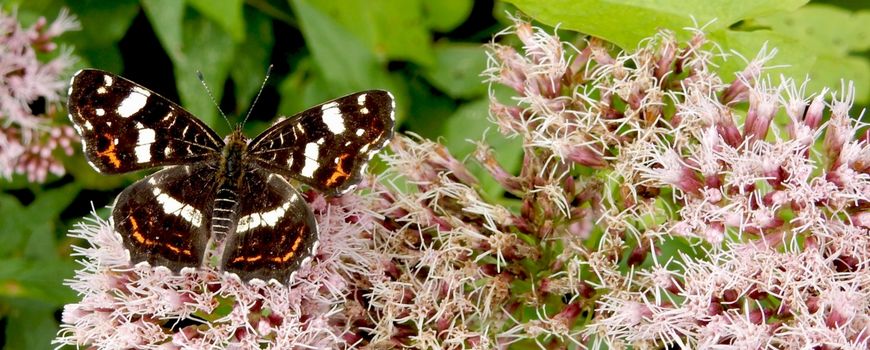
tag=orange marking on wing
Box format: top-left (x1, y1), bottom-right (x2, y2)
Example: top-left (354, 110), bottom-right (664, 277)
top-left (272, 236), bottom-right (305, 263)
top-left (232, 254), bottom-right (262, 264)
top-left (96, 133), bottom-right (121, 168)
top-left (325, 153), bottom-right (351, 187)
top-left (165, 243), bottom-right (181, 254)
top-left (129, 217), bottom-right (153, 245)
top-left (291, 235), bottom-right (304, 251)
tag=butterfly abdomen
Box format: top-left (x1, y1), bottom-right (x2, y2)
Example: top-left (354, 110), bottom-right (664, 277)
top-left (210, 131), bottom-right (249, 239)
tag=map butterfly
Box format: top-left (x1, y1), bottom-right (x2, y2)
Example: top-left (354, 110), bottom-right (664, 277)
top-left (67, 69), bottom-right (395, 283)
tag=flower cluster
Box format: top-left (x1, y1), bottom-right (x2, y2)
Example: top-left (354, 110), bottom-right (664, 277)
top-left (0, 8), bottom-right (79, 182)
top-left (57, 17), bottom-right (868, 349)
top-left (56, 190), bottom-right (389, 349)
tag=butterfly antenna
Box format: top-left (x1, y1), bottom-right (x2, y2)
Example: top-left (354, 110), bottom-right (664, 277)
top-left (241, 64), bottom-right (273, 128)
top-left (196, 71), bottom-right (233, 129)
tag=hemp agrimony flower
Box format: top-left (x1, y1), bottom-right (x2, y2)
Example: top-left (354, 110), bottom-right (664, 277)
top-left (0, 9), bottom-right (79, 182)
top-left (58, 17), bottom-right (868, 349)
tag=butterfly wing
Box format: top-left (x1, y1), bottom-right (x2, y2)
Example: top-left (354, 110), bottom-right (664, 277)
top-left (68, 69), bottom-right (224, 173)
top-left (246, 90), bottom-right (395, 195)
top-left (112, 163), bottom-right (218, 271)
top-left (221, 169), bottom-right (317, 282)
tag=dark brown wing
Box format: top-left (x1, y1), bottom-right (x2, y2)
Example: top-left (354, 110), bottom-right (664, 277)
top-left (221, 169), bottom-right (317, 282)
top-left (246, 90), bottom-right (395, 195)
top-left (68, 69), bottom-right (224, 173)
top-left (112, 163), bottom-right (218, 271)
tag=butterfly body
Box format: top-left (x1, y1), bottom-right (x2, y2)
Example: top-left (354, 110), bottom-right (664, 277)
top-left (68, 69), bottom-right (395, 283)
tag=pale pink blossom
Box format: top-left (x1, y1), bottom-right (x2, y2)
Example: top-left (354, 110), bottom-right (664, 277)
top-left (0, 9), bottom-right (79, 182)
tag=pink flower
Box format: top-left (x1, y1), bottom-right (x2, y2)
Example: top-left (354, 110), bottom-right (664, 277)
top-left (59, 16), bottom-right (870, 349)
top-left (0, 8), bottom-right (79, 182)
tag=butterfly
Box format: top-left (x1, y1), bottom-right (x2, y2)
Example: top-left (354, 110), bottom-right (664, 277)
top-left (67, 69), bottom-right (395, 283)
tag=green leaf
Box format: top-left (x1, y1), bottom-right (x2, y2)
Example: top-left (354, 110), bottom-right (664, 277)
top-left (710, 28), bottom-right (870, 104)
top-left (3, 299), bottom-right (58, 350)
top-left (230, 10), bottom-right (274, 117)
top-left (187, 0), bottom-right (246, 41)
top-left (64, 0), bottom-right (139, 72)
top-left (503, 0), bottom-right (807, 49)
top-left (746, 5), bottom-right (870, 103)
top-left (0, 258), bottom-right (77, 305)
top-left (0, 184), bottom-right (80, 258)
top-left (0, 195), bottom-right (27, 254)
top-left (141, 0), bottom-right (186, 61)
top-left (809, 54), bottom-right (870, 105)
top-left (173, 11), bottom-right (237, 128)
top-left (423, 43), bottom-right (489, 99)
top-left (404, 78), bottom-right (457, 139)
top-left (443, 99), bottom-right (523, 198)
top-left (277, 57), bottom-right (316, 117)
top-left (751, 4), bottom-right (868, 54)
top-left (289, 0), bottom-right (395, 95)
top-left (422, 0), bottom-right (473, 32)
top-left (304, 0), bottom-right (434, 65)
top-left (66, 0), bottom-right (140, 46)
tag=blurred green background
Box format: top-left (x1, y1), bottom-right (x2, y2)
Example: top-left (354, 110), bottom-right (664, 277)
top-left (0, 0), bottom-right (867, 348)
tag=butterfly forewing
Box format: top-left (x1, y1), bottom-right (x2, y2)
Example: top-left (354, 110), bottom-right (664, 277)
top-left (221, 169), bottom-right (317, 282)
top-left (68, 69), bottom-right (224, 173)
top-left (247, 90), bottom-right (395, 195)
top-left (112, 163), bottom-right (218, 272)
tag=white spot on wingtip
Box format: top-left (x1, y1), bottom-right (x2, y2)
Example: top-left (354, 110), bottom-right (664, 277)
top-left (97, 87), bottom-right (107, 94)
top-left (388, 91), bottom-right (396, 121)
top-left (357, 93), bottom-right (367, 105)
top-left (103, 74), bottom-right (113, 87)
top-left (117, 91), bottom-right (148, 118)
top-left (95, 108), bottom-right (105, 116)
top-left (132, 86), bottom-right (151, 97)
top-left (321, 105), bottom-right (346, 134)
top-left (356, 128), bottom-right (365, 136)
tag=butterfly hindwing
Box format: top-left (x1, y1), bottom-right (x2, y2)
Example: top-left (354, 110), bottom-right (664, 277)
top-left (68, 69), bottom-right (224, 173)
top-left (247, 90), bottom-right (395, 195)
top-left (112, 163), bottom-right (218, 272)
top-left (221, 169), bottom-right (317, 282)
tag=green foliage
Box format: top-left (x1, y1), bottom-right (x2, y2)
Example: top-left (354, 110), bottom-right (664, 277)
top-left (1, 0), bottom-right (867, 348)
